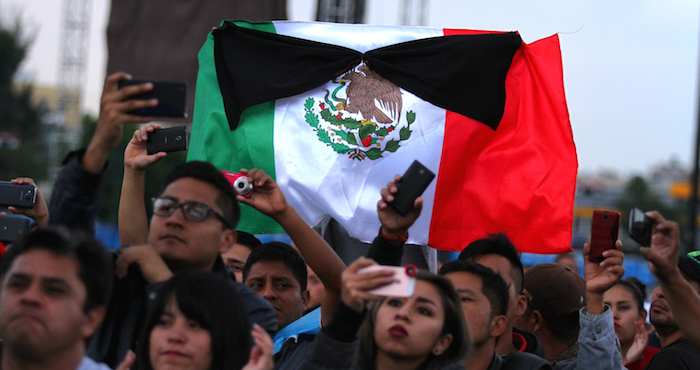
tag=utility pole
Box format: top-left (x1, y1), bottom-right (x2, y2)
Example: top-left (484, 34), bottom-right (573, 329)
top-left (401, 0), bottom-right (429, 26)
top-left (316, 0), bottom-right (366, 24)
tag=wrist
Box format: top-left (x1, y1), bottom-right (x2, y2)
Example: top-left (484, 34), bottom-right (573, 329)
top-left (380, 226), bottom-right (408, 242)
top-left (585, 291), bottom-right (604, 314)
top-left (657, 265), bottom-right (684, 284)
top-left (272, 205), bottom-right (296, 224)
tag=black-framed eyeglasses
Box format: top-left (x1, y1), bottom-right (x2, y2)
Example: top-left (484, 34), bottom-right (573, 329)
top-left (152, 196), bottom-right (232, 229)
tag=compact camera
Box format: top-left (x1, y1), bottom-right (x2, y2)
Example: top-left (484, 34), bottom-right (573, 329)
top-left (221, 171), bottom-right (254, 197)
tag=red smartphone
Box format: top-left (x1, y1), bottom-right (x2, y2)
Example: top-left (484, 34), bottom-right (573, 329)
top-left (589, 210), bottom-right (620, 263)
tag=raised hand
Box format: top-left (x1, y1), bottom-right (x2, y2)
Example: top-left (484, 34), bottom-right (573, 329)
top-left (341, 257), bottom-right (396, 312)
top-left (84, 72), bottom-right (158, 174)
top-left (115, 351), bottom-right (135, 370)
top-left (584, 240), bottom-right (625, 294)
top-left (624, 321), bottom-right (650, 365)
top-left (640, 211), bottom-right (681, 281)
top-left (377, 176), bottom-right (423, 239)
top-left (124, 123), bottom-right (167, 171)
top-left (6, 177), bottom-right (48, 227)
top-left (243, 324), bottom-right (274, 370)
top-left (236, 169), bottom-right (289, 218)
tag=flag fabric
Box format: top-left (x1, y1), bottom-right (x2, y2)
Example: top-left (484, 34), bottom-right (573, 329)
top-left (187, 20), bottom-right (577, 254)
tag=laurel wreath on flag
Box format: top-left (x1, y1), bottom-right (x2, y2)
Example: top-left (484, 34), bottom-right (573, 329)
top-left (303, 97), bottom-right (415, 161)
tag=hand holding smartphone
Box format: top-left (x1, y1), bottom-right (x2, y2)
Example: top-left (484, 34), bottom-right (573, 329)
top-left (589, 209), bottom-right (620, 263)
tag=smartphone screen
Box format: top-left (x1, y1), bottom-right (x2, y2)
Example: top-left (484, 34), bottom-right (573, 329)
top-left (590, 210), bottom-right (620, 263)
top-left (117, 80), bottom-right (187, 118)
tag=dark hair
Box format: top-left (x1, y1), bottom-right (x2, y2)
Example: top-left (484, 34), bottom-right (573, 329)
top-left (612, 278), bottom-right (646, 313)
top-left (544, 311), bottom-right (580, 342)
top-left (458, 233), bottom-right (524, 292)
top-left (236, 231), bottom-right (262, 251)
top-left (0, 227), bottom-right (113, 312)
top-left (242, 242), bottom-right (307, 292)
top-left (163, 161), bottom-right (240, 229)
top-left (357, 271), bottom-right (469, 369)
top-left (135, 272), bottom-right (252, 370)
top-left (439, 260), bottom-right (509, 316)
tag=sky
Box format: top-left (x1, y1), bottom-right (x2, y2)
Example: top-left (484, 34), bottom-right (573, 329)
top-left (1, 0), bottom-right (699, 174)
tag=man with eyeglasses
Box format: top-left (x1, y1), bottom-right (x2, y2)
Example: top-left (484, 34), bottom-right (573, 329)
top-left (86, 159), bottom-right (278, 368)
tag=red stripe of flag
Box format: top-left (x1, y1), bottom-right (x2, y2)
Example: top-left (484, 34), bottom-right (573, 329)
top-left (429, 29), bottom-right (577, 254)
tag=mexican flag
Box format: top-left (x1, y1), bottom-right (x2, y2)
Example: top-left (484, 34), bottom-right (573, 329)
top-left (188, 20), bottom-right (577, 254)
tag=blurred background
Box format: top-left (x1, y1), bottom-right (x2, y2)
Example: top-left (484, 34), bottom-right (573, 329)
top-left (1, 0), bottom-right (699, 287)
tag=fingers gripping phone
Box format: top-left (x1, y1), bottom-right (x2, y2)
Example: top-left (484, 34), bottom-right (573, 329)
top-left (628, 208), bottom-right (655, 247)
top-left (0, 181), bottom-right (36, 209)
top-left (117, 80), bottom-right (187, 118)
top-left (589, 210), bottom-right (620, 263)
top-left (390, 160), bottom-right (436, 216)
top-left (146, 126), bottom-right (188, 155)
top-left (359, 265), bottom-right (417, 297)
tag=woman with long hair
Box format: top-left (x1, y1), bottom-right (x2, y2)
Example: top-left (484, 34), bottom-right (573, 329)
top-left (303, 257), bottom-right (469, 370)
top-left (603, 278), bottom-right (658, 370)
top-left (117, 271), bottom-right (273, 370)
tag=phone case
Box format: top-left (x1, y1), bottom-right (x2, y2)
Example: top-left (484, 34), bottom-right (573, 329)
top-left (590, 210), bottom-right (620, 262)
top-left (391, 160), bottom-right (436, 216)
top-left (146, 126), bottom-right (188, 155)
top-left (0, 215), bottom-right (33, 243)
top-left (117, 80), bottom-right (186, 118)
top-left (0, 182), bottom-right (36, 209)
top-left (359, 265), bottom-right (416, 297)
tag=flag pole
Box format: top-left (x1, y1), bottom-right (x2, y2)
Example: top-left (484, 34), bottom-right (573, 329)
top-left (689, 29), bottom-right (700, 251)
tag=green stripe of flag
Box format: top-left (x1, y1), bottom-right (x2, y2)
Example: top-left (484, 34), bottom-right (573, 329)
top-left (188, 20), bottom-right (283, 234)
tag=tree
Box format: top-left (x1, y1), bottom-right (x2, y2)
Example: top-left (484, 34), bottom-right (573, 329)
top-left (0, 22), bottom-right (47, 180)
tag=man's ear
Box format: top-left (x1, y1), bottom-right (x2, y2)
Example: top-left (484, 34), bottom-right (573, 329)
top-left (490, 314), bottom-right (509, 338)
top-left (531, 310), bottom-right (543, 333)
top-left (219, 229), bottom-right (237, 254)
top-left (432, 334), bottom-right (453, 356)
top-left (301, 289), bottom-right (310, 306)
top-left (82, 306), bottom-right (106, 339)
top-left (515, 292), bottom-right (528, 318)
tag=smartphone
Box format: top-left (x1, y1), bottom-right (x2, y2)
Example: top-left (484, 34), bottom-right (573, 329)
top-left (628, 208), bottom-right (655, 247)
top-left (390, 161), bottom-right (436, 216)
top-left (589, 210), bottom-right (620, 263)
top-left (0, 181), bottom-right (36, 209)
top-left (146, 126), bottom-right (188, 155)
top-left (0, 214), bottom-right (34, 243)
top-left (117, 80), bottom-right (187, 118)
top-left (358, 265), bottom-right (416, 297)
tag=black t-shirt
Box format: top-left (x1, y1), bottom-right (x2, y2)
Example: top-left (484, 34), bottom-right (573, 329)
top-left (646, 339), bottom-right (700, 370)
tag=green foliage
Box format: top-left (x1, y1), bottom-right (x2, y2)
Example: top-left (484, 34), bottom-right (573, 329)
top-left (0, 22), bottom-right (48, 181)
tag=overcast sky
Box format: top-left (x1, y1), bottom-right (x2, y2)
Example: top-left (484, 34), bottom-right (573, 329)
top-left (2, 0), bottom-right (699, 174)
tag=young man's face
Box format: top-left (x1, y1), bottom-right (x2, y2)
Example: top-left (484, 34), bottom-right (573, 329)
top-left (472, 254), bottom-right (522, 320)
top-left (148, 178), bottom-right (233, 271)
top-left (222, 244), bottom-right (252, 282)
top-left (0, 249), bottom-right (102, 359)
top-left (244, 260), bottom-right (308, 329)
top-left (444, 271), bottom-right (494, 348)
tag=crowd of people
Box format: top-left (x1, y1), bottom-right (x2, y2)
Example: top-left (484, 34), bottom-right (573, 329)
top-left (2, 71), bottom-right (700, 370)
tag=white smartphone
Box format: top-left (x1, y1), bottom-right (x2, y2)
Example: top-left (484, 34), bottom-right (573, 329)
top-left (358, 265), bottom-right (416, 297)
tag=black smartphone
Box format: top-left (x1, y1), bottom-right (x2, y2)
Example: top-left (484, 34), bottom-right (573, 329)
top-left (0, 181), bottom-right (36, 209)
top-left (628, 208), bottom-right (655, 246)
top-left (146, 126), bottom-right (188, 155)
top-left (0, 214), bottom-right (34, 243)
top-left (390, 160), bottom-right (436, 216)
top-left (117, 79), bottom-right (187, 118)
